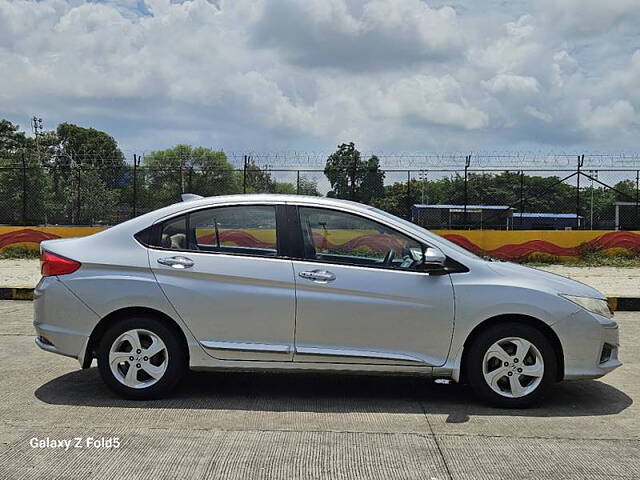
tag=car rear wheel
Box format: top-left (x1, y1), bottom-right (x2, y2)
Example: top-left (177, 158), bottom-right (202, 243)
top-left (466, 322), bottom-right (557, 408)
top-left (97, 316), bottom-right (187, 399)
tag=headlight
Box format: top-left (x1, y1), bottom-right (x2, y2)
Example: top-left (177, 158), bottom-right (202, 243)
top-left (560, 294), bottom-right (612, 318)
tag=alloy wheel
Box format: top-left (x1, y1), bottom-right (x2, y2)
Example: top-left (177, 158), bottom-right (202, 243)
top-left (482, 337), bottom-right (544, 398)
top-left (109, 329), bottom-right (169, 389)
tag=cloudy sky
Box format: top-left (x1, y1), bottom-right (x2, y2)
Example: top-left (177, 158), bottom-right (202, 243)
top-left (1, 0), bottom-right (639, 156)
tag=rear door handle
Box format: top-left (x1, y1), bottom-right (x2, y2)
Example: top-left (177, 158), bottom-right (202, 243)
top-left (299, 269), bottom-right (336, 283)
top-left (157, 256), bottom-right (194, 269)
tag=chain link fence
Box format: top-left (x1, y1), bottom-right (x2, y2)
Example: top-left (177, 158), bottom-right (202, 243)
top-left (1, 151), bottom-right (639, 229)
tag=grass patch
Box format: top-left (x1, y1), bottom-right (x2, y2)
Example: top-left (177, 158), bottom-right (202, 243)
top-left (0, 246), bottom-right (40, 259)
top-left (525, 252), bottom-right (640, 267)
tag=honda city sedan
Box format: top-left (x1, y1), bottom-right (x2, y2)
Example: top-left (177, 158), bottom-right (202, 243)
top-left (34, 194), bottom-right (621, 407)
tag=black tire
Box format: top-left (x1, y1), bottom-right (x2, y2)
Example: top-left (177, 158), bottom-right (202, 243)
top-left (97, 316), bottom-right (187, 400)
top-left (466, 322), bottom-right (557, 408)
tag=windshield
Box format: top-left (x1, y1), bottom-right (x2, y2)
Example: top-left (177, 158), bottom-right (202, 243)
top-left (368, 206), bottom-right (485, 261)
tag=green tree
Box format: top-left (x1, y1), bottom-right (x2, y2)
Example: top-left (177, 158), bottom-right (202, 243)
top-left (54, 123), bottom-right (125, 166)
top-left (38, 123), bottom-right (127, 224)
top-left (0, 120), bottom-right (50, 224)
top-left (324, 142), bottom-right (385, 203)
top-left (144, 145), bottom-right (239, 208)
top-left (297, 176), bottom-right (321, 196)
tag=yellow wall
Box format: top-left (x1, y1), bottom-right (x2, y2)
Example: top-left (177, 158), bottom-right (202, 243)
top-left (1, 225), bottom-right (639, 261)
top-left (433, 230), bottom-right (613, 250)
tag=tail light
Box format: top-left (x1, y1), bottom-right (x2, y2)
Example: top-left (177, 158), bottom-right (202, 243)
top-left (40, 251), bottom-right (81, 277)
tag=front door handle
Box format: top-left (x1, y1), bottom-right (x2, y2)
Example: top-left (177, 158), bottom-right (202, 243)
top-left (299, 269), bottom-right (336, 283)
top-left (157, 256), bottom-right (194, 269)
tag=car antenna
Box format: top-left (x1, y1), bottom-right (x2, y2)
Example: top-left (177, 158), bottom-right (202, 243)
top-left (181, 193), bottom-right (203, 202)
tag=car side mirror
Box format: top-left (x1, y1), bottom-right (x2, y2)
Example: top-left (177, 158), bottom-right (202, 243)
top-left (416, 246), bottom-right (447, 273)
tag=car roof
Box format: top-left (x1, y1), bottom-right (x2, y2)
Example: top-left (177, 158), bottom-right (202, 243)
top-left (166, 194), bottom-right (375, 215)
top-left (114, 194), bottom-right (375, 233)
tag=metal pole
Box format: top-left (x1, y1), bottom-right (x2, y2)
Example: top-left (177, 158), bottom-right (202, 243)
top-left (76, 165), bottom-right (81, 225)
top-left (464, 155), bottom-right (470, 229)
top-left (576, 154), bottom-right (583, 229)
top-left (590, 170), bottom-right (597, 230)
top-left (635, 170), bottom-right (640, 228)
top-left (350, 161), bottom-right (356, 201)
top-left (132, 154), bottom-right (138, 218)
top-left (519, 170), bottom-right (524, 228)
top-left (243, 155), bottom-right (248, 194)
top-left (296, 170), bottom-right (300, 195)
top-left (21, 150), bottom-right (27, 224)
top-left (407, 170), bottom-right (411, 220)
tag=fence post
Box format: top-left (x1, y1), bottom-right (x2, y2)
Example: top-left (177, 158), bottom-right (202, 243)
top-left (132, 154), bottom-right (138, 218)
top-left (76, 166), bottom-right (81, 226)
top-left (407, 170), bottom-right (412, 220)
top-left (636, 170), bottom-right (640, 229)
top-left (576, 154), bottom-right (584, 229)
top-left (519, 170), bottom-right (525, 228)
top-left (243, 155), bottom-right (248, 194)
top-left (350, 160), bottom-right (356, 201)
top-left (296, 170), bottom-right (300, 195)
top-left (463, 155), bottom-right (470, 228)
top-left (21, 150), bottom-right (27, 225)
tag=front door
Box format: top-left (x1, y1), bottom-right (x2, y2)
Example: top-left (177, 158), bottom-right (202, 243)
top-left (149, 204), bottom-right (296, 361)
top-left (291, 206), bottom-right (455, 367)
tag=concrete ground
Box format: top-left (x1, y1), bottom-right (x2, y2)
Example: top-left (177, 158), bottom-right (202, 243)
top-left (0, 301), bottom-right (638, 479)
top-left (0, 259), bottom-right (40, 287)
top-left (2, 259), bottom-right (640, 298)
top-left (538, 265), bottom-right (640, 297)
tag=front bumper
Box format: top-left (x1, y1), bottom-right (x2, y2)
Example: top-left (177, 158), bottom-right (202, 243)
top-left (552, 309), bottom-right (622, 380)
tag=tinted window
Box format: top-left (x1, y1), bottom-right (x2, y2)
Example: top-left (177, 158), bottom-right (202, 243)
top-left (160, 216), bottom-right (187, 250)
top-left (189, 205), bottom-right (278, 257)
top-left (299, 207), bottom-right (423, 270)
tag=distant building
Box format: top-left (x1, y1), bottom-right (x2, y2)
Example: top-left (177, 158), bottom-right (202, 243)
top-left (512, 213), bottom-right (582, 230)
top-left (412, 204), bottom-right (514, 229)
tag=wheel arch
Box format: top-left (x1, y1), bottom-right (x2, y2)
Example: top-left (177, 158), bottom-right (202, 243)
top-left (82, 306), bottom-right (190, 369)
top-left (461, 314), bottom-right (564, 382)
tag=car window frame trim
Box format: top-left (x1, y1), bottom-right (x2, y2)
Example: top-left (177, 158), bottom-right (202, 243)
top-left (144, 202), bottom-right (289, 260)
top-left (285, 204), bottom-right (444, 274)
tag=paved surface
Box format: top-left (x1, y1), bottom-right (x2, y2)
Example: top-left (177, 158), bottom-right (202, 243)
top-left (538, 265), bottom-right (640, 297)
top-left (2, 259), bottom-right (640, 298)
top-left (0, 259), bottom-right (40, 287)
top-left (0, 301), bottom-right (638, 479)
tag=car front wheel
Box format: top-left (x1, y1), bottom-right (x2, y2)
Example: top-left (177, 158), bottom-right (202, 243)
top-left (97, 316), bottom-right (187, 399)
top-left (466, 322), bottom-right (557, 408)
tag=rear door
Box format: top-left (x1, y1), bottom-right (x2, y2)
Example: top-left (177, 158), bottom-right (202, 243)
top-left (148, 203), bottom-right (296, 361)
top-left (290, 206), bottom-right (455, 367)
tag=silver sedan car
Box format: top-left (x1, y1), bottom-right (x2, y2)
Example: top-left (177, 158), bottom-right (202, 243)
top-left (34, 194), bottom-right (621, 407)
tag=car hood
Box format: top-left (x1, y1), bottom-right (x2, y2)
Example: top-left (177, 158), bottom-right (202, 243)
top-left (486, 261), bottom-right (606, 299)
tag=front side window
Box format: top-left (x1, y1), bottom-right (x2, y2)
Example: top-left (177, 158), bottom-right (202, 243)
top-left (189, 205), bottom-right (278, 257)
top-left (299, 207), bottom-right (423, 270)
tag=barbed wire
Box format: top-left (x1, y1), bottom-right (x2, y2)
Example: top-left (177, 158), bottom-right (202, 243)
top-left (2, 150), bottom-right (640, 169)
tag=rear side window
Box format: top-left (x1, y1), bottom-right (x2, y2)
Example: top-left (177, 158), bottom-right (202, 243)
top-left (160, 216), bottom-right (187, 250)
top-left (189, 205), bottom-right (278, 257)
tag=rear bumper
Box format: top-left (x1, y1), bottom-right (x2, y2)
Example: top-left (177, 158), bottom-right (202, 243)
top-left (34, 324), bottom-right (90, 362)
top-left (33, 276), bottom-right (98, 366)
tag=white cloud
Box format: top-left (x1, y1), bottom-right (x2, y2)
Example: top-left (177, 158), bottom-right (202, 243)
top-left (0, 0), bottom-right (639, 153)
top-left (375, 75), bottom-right (488, 130)
top-left (483, 74), bottom-right (540, 95)
top-left (578, 100), bottom-right (637, 135)
top-left (524, 106), bottom-right (552, 123)
top-left (539, 0), bottom-right (640, 36)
